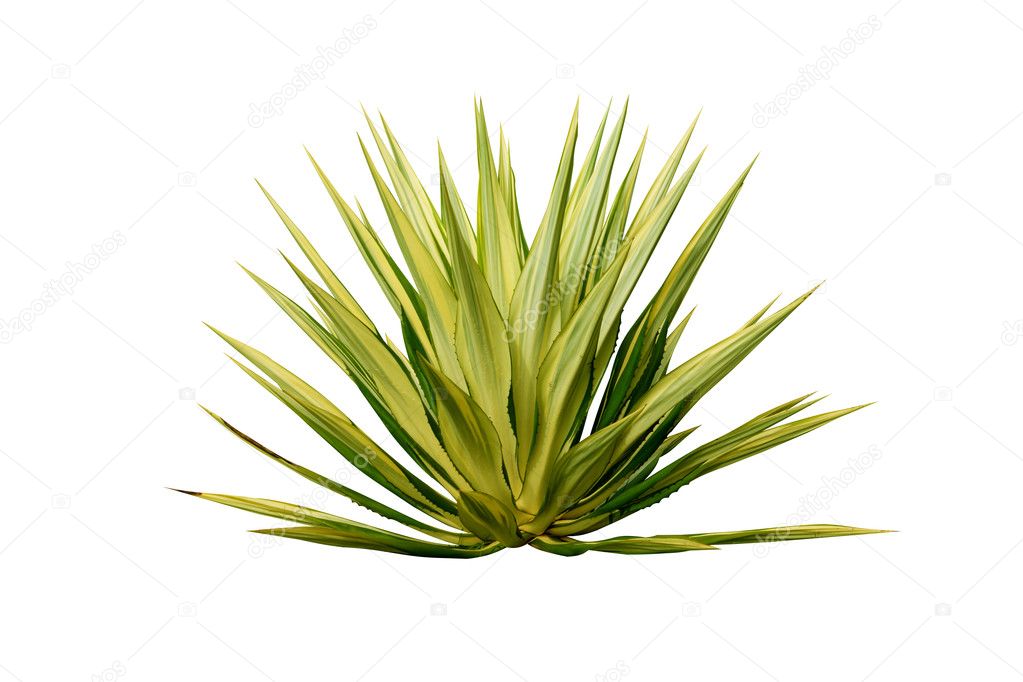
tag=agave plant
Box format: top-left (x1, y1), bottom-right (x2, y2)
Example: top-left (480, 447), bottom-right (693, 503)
top-left (180, 100), bottom-right (886, 557)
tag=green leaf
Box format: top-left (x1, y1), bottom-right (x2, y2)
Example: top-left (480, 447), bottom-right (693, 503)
top-left (523, 413), bottom-right (638, 533)
top-left (200, 407), bottom-right (475, 544)
top-left (458, 490), bottom-right (525, 547)
top-left (600, 113), bottom-right (702, 339)
top-left (474, 100), bottom-right (523, 313)
top-left (645, 159), bottom-right (756, 335)
top-left (518, 240), bottom-right (631, 514)
top-left (558, 401), bottom-right (869, 536)
top-left (251, 526), bottom-right (503, 558)
top-left (530, 534), bottom-right (716, 556)
top-left (436, 144), bottom-right (477, 253)
top-left (508, 103), bottom-right (578, 475)
top-left (306, 149), bottom-right (433, 360)
top-left (356, 135), bottom-right (464, 386)
top-left (417, 359), bottom-right (515, 503)
top-left (685, 524), bottom-right (891, 545)
top-left (238, 268), bottom-right (472, 495)
top-left (557, 100), bottom-right (629, 322)
top-left (584, 131), bottom-right (646, 296)
top-left (362, 108), bottom-right (451, 276)
top-left (564, 100), bottom-right (610, 215)
top-left (596, 157), bottom-right (750, 430)
top-left (207, 325), bottom-right (460, 522)
top-left (497, 127), bottom-right (527, 259)
top-left (653, 308), bottom-right (695, 380)
top-left (257, 181), bottom-right (376, 332)
top-left (445, 183), bottom-right (518, 489)
top-left (178, 490), bottom-right (438, 546)
top-left (615, 287), bottom-right (820, 451)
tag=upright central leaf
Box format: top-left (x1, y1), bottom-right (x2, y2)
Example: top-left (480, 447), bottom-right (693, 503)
top-left (475, 101), bottom-right (523, 314)
top-left (508, 103), bottom-right (579, 478)
top-left (443, 166), bottom-right (519, 494)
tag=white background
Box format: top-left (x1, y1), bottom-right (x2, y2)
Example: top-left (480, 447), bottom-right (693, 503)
top-left (1, 1), bottom-right (1021, 680)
